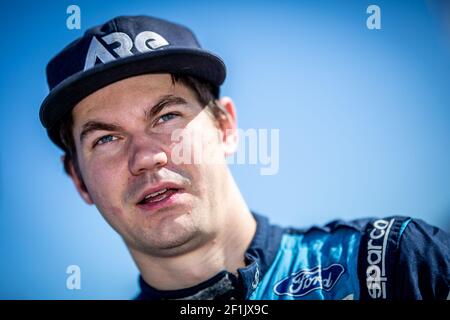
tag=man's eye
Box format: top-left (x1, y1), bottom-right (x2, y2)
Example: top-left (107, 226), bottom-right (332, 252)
top-left (94, 135), bottom-right (118, 147)
top-left (156, 112), bottom-right (179, 124)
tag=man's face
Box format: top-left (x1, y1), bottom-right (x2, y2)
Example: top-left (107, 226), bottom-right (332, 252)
top-left (70, 74), bottom-right (235, 257)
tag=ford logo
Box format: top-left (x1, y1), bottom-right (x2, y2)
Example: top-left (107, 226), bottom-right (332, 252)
top-left (274, 264), bottom-right (345, 297)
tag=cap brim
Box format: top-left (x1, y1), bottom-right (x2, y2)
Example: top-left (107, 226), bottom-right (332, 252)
top-left (39, 48), bottom-right (226, 149)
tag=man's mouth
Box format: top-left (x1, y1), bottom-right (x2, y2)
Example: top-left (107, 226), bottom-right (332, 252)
top-left (135, 182), bottom-right (184, 213)
top-left (138, 188), bottom-right (180, 205)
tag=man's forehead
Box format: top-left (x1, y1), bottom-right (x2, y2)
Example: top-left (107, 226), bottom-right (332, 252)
top-left (71, 73), bottom-right (193, 121)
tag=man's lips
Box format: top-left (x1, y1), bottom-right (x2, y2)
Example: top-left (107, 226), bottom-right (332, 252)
top-left (136, 187), bottom-right (183, 213)
top-left (135, 182), bottom-right (184, 205)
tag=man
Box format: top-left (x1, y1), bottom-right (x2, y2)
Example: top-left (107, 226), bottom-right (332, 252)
top-left (40, 15), bottom-right (449, 300)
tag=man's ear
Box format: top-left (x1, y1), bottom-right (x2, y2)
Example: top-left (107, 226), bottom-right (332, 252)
top-left (217, 96), bottom-right (239, 156)
top-left (61, 155), bottom-right (94, 205)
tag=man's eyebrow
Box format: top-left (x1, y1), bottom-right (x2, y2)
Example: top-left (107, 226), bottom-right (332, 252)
top-left (79, 95), bottom-right (187, 144)
top-left (144, 94), bottom-right (188, 121)
top-left (79, 121), bottom-right (124, 144)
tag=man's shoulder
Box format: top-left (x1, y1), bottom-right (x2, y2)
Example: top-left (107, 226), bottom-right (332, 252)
top-left (277, 215), bottom-right (446, 253)
top-left (253, 214), bottom-right (449, 299)
top-left (281, 215), bottom-right (412, 237)
top-left (258, 214), bottom-right (421, 251)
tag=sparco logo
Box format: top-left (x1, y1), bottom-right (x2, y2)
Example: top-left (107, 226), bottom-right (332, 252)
top-left (84, 31), bottom-right (170, 71)
top-left (366, 218), bottom-right (394, 299)
top-left (274, 264), bottom-right (345, 297)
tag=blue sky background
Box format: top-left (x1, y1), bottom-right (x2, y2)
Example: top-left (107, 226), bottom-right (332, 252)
top-left (0, 0), bottom-right (449, 299)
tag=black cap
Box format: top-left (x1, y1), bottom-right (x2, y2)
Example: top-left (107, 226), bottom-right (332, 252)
top-left (39, 15), bottom-right (226, 149)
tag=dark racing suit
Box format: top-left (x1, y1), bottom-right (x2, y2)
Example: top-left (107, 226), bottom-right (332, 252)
top-left (136, 213), bottom-right (450, 300)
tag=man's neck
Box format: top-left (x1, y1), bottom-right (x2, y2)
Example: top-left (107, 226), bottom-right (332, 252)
top-left (129, 175), bottom-right (257, 291)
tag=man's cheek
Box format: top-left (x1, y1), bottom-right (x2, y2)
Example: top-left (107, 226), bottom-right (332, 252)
top-left (85, 163), bottom-right (123, 203)
top-left (169, 127), bottom-right (195, 165)
top-left (169, 126), bottom-right (223, 166)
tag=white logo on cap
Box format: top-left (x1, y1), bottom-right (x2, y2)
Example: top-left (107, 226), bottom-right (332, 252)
top-left (84, 31), bottom-right (169, 70)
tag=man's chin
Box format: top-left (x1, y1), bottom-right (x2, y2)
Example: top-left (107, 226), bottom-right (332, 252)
top-left (130, 233), bottom-right (204, 258)
top-left (129, 217), bottom-right (206, 257)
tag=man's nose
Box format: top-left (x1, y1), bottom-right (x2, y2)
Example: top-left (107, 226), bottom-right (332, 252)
top-left (128, 135), bottom-right (168, 175)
